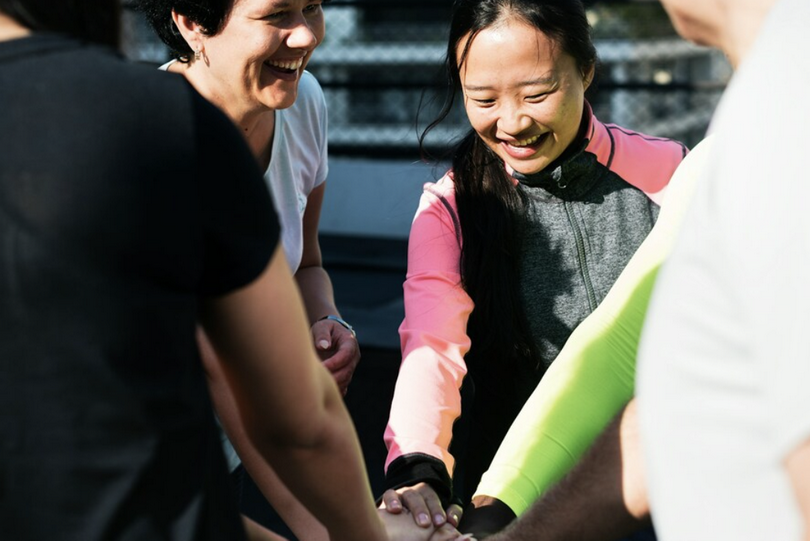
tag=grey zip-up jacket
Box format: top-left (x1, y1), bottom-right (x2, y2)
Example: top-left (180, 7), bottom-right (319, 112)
top-left (384, 106), bottom-right (688, 505)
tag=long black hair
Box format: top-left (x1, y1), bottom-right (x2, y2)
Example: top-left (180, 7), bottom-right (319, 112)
top-left (0, 0), bottom-right (121, 48)
top-left (421, 0), bottom-right (597, 371)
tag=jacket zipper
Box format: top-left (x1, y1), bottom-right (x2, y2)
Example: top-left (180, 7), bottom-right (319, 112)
top-left (563, 200), bottom-right (597, 311)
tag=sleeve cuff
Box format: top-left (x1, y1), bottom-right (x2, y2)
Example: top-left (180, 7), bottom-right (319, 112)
top-left (382, 453), bottom-right (458, 508)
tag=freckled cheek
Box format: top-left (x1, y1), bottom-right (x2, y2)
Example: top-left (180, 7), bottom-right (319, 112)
top-left (550, 98), bottom-right (582, 138)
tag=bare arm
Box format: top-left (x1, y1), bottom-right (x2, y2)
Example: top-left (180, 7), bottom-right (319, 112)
top-left (786, 438), bottom-right (810, 541)
top-left (242, 515), bottom-right (290, 541)
top-left (199, 246), bottom-right (385, 541)
top-left (296, 182), bottom-right (360, 394)
top-left (200, 335), bottom-right (329, 541)
top-left (470, 400), bottom-right (649, 541)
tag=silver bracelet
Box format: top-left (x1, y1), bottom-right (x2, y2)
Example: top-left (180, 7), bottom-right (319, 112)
top-left (318, 315), bottom-right (356, 339)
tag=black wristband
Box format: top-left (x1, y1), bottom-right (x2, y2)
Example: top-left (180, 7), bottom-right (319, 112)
top-left (383, 453), bottom-right (456, 508)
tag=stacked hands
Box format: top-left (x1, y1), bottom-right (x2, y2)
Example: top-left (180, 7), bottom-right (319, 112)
top-left (380, 483), bottom-right (472, 541)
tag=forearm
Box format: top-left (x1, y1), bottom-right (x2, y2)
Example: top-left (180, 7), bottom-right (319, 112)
top-left (486, 401), bottom-right (649, 541)
top-left (295, 262), bottom-right (338, 324)
top-left (242, 515), bottom-right (290, 541)
top-left (201, 249), bottom-right (385, 541)
top-left (246, 367), bottom-right (385, 541)
top-left (201, 331), bottom-right (328, 541)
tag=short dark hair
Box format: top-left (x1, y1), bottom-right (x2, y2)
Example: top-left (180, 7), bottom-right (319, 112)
top-left (0, 0), bottom-right (121, 48)
top-left (135, 0), bottom-right (234, 62)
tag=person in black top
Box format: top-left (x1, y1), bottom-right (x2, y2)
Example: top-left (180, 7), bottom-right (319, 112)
top-left (0, 1), bottom-right (463, 540)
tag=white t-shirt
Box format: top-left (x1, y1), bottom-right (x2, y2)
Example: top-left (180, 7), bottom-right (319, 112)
top-left (264, 70), bottom-right (329, 273)
top-left (637, 0), bottom-right (810, 539)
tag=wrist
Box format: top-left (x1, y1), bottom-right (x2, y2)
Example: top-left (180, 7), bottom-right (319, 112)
top-left (318, 314), bottom-right (356, 339)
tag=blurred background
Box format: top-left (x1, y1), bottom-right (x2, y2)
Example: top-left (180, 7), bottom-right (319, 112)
top-left (120, 0), bottom-right (730, 535)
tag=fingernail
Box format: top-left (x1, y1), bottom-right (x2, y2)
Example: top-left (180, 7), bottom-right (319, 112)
top-left (450, 513), bottom-right (459, 524)
top-left (417, 513), bottom-right (430, 527)
top-left (389, 500), bottom-right (401, 510)
top-left (318, 340), bottom-right (330, 349)
top-left (434, 513), bottom-right (445, 525)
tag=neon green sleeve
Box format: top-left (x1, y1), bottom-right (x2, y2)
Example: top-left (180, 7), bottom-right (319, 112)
top-left (474, 138), bottom-right (714, 516)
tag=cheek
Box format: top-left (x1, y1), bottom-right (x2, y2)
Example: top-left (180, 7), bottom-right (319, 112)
top-left (466, 110), bottom-right (494, 139)
top-left (550, 90), bottom-right (584, 134)
top-left (313, 21), bottom-right (326, 45)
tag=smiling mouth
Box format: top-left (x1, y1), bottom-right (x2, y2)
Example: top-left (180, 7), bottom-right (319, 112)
top-left (508, 133), bottom-right (544, 147)
top-left (264, 57), bottom-right (304, 74)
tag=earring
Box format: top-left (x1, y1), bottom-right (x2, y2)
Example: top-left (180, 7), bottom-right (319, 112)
top-left (194, 47), bottom-right (202, 61)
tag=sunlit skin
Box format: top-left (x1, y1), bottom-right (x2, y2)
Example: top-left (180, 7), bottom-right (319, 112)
top-left (659, 0), bottom-right (777, 69)
top-left (458, 16), bottom-right (594, 176)
top-left (173, 0), bottom-right (325, 123)
top-left (658, 0), bottom-right (723, 50)
top-left (0, 12), bottom-right (30, 40)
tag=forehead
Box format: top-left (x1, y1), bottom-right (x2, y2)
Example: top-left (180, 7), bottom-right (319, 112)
top-left (458, 19), bottom-right (571, 83)
top-left (232, 0), bottom-right (308, 12)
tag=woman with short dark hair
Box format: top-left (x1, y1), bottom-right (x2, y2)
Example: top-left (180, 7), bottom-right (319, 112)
top-left (135, 0), bottom-right (361, 537)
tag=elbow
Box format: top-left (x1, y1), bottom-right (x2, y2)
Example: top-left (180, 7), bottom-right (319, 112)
top-left (241, 371), bottom-right (342, 451)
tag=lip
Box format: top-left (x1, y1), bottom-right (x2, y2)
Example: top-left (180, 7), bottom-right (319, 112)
top-left (500, 133), bottom-right (548, 159)
top-left (263, 57), bottom-right (305, 82)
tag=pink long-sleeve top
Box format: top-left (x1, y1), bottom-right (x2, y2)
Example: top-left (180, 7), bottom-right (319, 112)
top-left (384, 107), bottom-right (686, 496)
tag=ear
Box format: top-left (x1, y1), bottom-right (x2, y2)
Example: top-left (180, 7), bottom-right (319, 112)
top-left (171, 9), bottom-right (205, 53)
top-left (582, 63), bottom-right (596, 91)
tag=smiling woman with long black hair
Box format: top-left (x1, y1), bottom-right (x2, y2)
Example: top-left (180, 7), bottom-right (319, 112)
top-left (380, 0), bottom-right (688, 529)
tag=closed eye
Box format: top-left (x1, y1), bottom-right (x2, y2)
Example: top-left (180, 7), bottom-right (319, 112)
top-left (471, 98), bottom-right (495, 106)
top-left (304, 1), bottom-right (323, 14)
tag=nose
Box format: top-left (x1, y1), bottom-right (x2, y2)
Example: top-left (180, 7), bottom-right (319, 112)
top-left (497, 101), bottom-right (533, 137)
top-left (287, 14), bottom-right (320, 51)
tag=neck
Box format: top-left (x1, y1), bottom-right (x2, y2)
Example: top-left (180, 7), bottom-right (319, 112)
top-left (0, 13), bottom-right (31, 42)
top-left (173, 60), bottom-right (275, 166)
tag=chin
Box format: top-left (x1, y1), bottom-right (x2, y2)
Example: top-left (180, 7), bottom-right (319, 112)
top-left (265, 93), bottom-right (298, 111)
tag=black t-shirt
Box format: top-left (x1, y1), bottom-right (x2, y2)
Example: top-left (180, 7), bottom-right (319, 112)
top-left (0, 34), bottom-right (278, 540)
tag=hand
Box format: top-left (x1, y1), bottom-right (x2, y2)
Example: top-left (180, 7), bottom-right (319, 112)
top-left (379, 509), bottom-right (465, 541)
top-left (457, 496), bottom-right (515, 539)
top-left (381, 483), bottom-right (463, 529)
top-left (311, 318), bottom-right (360, 395)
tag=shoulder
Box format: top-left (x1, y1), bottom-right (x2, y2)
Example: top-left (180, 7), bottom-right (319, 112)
top-left (589, 116), bottom-right (688, 204)
top-left (278, 70), bottom-right (327, 143)
top-left (411, 171), bottom-right (462, 243)
top-left (421, 171), bottom-right (458, 211)
top-left (291, 70), bottom-right (327, 114)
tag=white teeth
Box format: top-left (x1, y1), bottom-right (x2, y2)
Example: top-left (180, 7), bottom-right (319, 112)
top-left (266, 58), bottom-right (303, 71)
top-left (512, 134), bottom-right (542, 147)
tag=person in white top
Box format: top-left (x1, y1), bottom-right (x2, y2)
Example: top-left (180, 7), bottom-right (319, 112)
top-left (140, 0), bottom-right (361, 539)
top-left (637, 0), bottom-right (810, 540)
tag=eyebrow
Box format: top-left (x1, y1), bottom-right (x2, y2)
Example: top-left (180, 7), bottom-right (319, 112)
top-left (463, 76), bottom-right (556, 92)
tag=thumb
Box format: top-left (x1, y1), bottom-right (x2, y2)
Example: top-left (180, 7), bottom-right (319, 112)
top-left (312, 323), bottom-right (332, 350)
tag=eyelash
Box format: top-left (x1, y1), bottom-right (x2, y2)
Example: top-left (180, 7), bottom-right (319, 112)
top-left (472, 93), bottom-right (547, 106)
